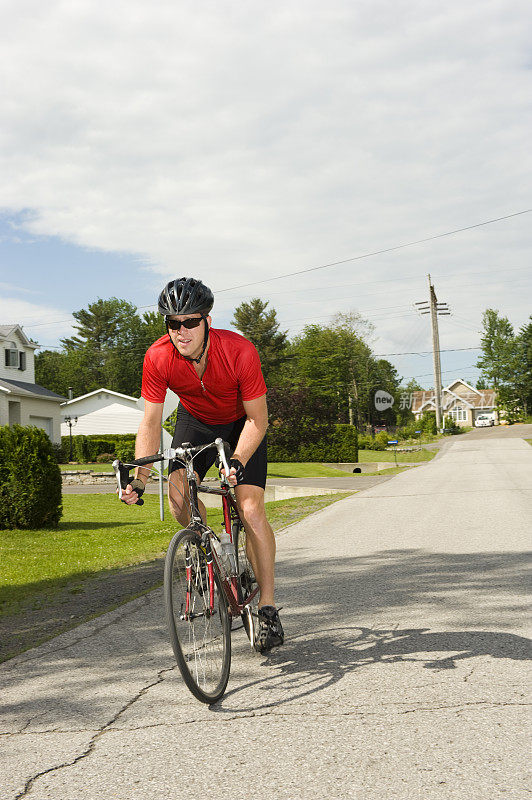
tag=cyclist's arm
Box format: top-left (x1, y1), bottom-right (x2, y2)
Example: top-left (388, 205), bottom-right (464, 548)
top-left (231, 393), bottom-right (268, 467)
top-left (120, 400), bottom-right (164, 505)
top-left (135, 400), bottom-right (164, 483)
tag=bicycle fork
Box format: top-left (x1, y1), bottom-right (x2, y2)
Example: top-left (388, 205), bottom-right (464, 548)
top-left (182, 542), bottom-right (216, 621)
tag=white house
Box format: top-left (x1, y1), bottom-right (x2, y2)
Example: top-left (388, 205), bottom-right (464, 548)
top-left (60, 388), bottom-right (180, 447)
top-left (0, 325), bottom-right (65, 443)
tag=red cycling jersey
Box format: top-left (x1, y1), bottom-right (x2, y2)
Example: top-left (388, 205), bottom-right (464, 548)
top-left (141, 328), bottom-right (267, 424)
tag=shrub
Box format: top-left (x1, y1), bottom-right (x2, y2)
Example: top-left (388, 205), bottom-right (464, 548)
top-left (267, 423), bottom-right (358, 462)
top-left (420, 411), bottom-right (437, 436)
top-left (0, 425), bottom-right (62, 529)
top-left (442, 418), bottom-right (462, 435)
top-left (115, 441), bottom-right (136, 463)
top-left (52, 441), bottom-right (67, 463)
top-left (95, 452), bottom-right (116, 463)
top-left (357, 434), bottom-right (373, 450)
top-left (61, 433), bottom-right (136, 462)
top-left (334, 424), bottom-right (358, 461)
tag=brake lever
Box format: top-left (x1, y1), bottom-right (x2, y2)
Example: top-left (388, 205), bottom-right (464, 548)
top-left (214, 438), bottom-right (232, 487)
top-left (112, 459), bottom-right (144, 506)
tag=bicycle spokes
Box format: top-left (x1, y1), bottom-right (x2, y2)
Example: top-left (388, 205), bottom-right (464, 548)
top-left (165, 531), bottom-right (231, 703)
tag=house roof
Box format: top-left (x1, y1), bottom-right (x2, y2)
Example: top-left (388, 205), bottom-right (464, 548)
top-left (0, 325), bottom-right (40, 348)
top-left (0, 378), bottom-right (66, 401)
top-left (61, 388), bottom-right (139, 407)
top-left (445, 378), bottom-right (481, 396)
top-left (412, 385), bottom-right (496, 412)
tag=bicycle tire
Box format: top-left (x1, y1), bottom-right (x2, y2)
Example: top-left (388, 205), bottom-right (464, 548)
top-left (233, 521), bottom-right (259, 645)
top-left (164, 529), bottom-right (231, 704)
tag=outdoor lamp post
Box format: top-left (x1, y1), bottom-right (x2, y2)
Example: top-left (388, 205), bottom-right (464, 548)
top-left (64, 415), bottom-right (78, 461)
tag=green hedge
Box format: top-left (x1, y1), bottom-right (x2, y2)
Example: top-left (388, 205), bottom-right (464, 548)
top-left (61, 426), bottom-right (359, 466)
top-left (268, 424), bottom-right (358, 463)
top-left (357, 431), bottom-right (390, 451)
top-left (61, 433), bottom-right (136, 462)
top-left (0, 425), bottom-right (62, 529)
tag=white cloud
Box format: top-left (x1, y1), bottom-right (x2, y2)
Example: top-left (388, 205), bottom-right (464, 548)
top-left (0, 296), bottom-right (74, 345)
top-left (0, 0), bottom-right (530, 374)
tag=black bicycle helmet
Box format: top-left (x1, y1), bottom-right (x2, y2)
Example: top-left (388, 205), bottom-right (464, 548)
top-left (158, 277), bottom-right (214, 317)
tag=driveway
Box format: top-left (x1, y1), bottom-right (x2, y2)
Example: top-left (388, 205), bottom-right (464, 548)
top-left (1, 434), bottom-right (530, 799)
top-left (460, 421), bottom-right (532, 440)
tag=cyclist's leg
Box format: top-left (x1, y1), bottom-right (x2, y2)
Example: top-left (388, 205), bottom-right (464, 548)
top-left (167, 467), bottom-right (208, 525)
top-left (234, 484), bottom-right (276, 608)
top-left (167, 405), bottom-right (216, 524)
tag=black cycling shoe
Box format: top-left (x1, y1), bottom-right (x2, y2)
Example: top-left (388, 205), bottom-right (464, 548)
top-left (255, 606), bottom-right (284, 653)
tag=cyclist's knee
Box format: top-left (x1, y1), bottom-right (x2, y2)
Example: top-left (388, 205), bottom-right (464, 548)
top-left (238, 497), bottom-right (267, 530)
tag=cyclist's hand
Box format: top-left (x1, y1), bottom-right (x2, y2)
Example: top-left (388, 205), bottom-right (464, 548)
top-left (117, 479), bottom-right (145, 505)
top-left (225, 458), bottom-right (245, 487)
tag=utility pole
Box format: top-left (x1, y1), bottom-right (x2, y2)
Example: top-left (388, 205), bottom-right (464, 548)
top-left (414, 277), bottom-right (450, 431)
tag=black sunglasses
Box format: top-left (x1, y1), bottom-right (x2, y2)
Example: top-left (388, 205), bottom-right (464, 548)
top-left (166, 317), bottom-right (203, 331)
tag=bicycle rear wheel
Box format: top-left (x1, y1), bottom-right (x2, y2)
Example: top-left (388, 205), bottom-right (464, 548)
top-left (164, 529), bottom-right (231, 704)
top-left (233, 521), bottom-right (259, 646)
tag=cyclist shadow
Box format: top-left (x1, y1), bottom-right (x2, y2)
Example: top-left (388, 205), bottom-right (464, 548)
top-left (215, 625), bottom-right (531, 713)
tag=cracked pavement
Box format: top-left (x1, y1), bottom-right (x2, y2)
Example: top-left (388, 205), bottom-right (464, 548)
top-left (1, 432), bottom-right (531, 799)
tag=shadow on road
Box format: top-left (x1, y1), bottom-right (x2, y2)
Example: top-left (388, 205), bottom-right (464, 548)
top-left (213, 547), bottom-right (531, 711)
top-left (1, 548), bottom-right (530, 722)
top-left (215, 625), bottom-right (531, 713)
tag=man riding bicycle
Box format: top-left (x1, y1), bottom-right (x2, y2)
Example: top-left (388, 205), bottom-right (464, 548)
top-left (120, 276), bottom-right (284, 653)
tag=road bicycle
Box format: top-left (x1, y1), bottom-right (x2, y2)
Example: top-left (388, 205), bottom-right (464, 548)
top-left (113, 437), bottom-right (259, 704)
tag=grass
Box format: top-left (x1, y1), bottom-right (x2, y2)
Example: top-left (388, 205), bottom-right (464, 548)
top-left (61, 451), bottom-right (435, 478)
top-left (357, 464), bottom-right (418, 477)
top-left (0, 491), bottom-right (351, 618)
top-left (60, 462), bottom-right (113, 472)
top-left (356, 449), bottom-right (435, 463)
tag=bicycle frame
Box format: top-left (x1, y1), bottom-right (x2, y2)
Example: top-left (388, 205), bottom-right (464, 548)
top-left (114, 437), bottom-right (259, 619)
top-left (196, 481), bottom-right (258, 617)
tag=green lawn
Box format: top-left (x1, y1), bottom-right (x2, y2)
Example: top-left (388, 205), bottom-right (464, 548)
top-left (60, 462), bottom-right (113, 472)
top-left (60, 454), bottom-right (434, 479)
top-left (355, 449), bottom-right (435, 463)
top-left (0, 492), bottom-right (351, 617)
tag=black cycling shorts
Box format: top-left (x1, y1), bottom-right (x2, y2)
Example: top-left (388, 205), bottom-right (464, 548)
top-left (169, 404), bottom-right (267, 489)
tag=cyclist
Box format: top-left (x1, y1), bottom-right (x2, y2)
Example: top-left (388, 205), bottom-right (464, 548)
top-left (121, 277), bottom-right (283, 653)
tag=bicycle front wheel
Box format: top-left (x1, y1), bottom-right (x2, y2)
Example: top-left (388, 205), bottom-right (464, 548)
top-left (164, 529), bottom-right (231, 704)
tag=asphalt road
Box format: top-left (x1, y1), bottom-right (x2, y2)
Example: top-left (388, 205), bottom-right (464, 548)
top-left (1, 430), bottom-right (531, 799)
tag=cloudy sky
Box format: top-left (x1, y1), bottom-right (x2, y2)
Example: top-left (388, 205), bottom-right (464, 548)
top-left (1, 0), bottom-right (530, 388)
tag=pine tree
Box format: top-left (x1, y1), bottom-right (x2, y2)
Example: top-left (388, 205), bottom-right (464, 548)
top-left (231, 298), bottom-right (289, 385)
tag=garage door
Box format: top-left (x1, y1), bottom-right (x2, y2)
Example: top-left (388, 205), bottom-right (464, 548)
top-left (29, 416), bottom-right (53, 439)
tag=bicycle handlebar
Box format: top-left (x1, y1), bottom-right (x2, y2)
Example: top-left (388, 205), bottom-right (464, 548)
top-left (113, 437), bottom-right (233, 504)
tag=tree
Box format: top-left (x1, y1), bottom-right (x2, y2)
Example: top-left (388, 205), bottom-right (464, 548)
top-left (476, 309), bottom-right (516, 392)
top-left (514, 317), bottom-right (532, 417)
top-left (396, 378), bottom-right (423, 426)
top-left (476, 308), bottom-right (526, 422)
top-left (35, 348), bottom-right (94, 397)
top-left (231, 298), bottom-right (289, 385)
top-left (62, 297), bottom-right (139, 351)
top-left (267, 386), bottom-right (334, 458)
top-left (290, 314), bottom-right (376, 427)
top-left (36, 299), bottom-right (166, 398)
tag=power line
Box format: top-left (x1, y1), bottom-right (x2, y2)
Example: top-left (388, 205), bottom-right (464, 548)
top-left (213, 209), bottom-right (532, 294)
top-left (373, 345), bottom-right (480, 357)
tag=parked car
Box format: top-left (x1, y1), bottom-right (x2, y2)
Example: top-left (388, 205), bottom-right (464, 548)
top-left (475, 414), bottom-right (494, 427)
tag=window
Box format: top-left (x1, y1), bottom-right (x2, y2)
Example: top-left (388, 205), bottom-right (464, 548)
top-left (19, 351), bottom-right (26, 371)
top-left (450, 405), bottom-right (467, 422)
top-left (4, 343), bottom-right (18, 367)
